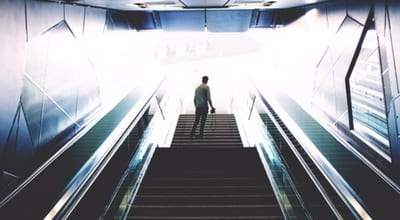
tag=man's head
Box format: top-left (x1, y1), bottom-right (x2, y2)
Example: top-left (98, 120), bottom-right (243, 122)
top-left (202, 76), bottom-right (209, 84)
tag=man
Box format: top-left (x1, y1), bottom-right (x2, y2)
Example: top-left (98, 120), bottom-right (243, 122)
top-left (191, 75), bottom-right (216, 138)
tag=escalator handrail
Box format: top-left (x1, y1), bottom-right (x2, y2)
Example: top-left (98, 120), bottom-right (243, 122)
top-left (44, 81), bottom-right (164, 219)
top-left (255, 143), bottom-right (295, 220)
top-left (257, 91), bottom-right (372, 220)
top-left (119, 143), bottom-right (157, 219)
top-left (101, 90), bottom-right (182, 218)
top-left (258, 96), bottom-right (345, 219)
top-left (235, 93), bottom-right (290, 219)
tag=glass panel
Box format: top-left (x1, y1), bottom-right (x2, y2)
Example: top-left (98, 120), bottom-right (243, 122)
top-left (0, 20), bottom-right (104, 201)
top-left (349, 22), bottom-right (390, 154)
top-left (312, 17), bottom-right (363, 122)
top-left (23, 20), bottom-right (101, 151)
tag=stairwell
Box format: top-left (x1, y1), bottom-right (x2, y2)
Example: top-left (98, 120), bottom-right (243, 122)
top-left (128, 114), bottom-right (284, 219)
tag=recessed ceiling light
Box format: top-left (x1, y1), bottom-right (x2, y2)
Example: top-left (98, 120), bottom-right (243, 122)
top-left (133, 3), bottom-right (147, 8)
top-left (263, 0), bottom-right (277, 6)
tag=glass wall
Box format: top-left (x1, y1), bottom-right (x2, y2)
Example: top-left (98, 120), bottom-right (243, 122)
top-left (349, 22), bottom-right (390, 157)
top-left (0, 3), bottom-right (164, 202)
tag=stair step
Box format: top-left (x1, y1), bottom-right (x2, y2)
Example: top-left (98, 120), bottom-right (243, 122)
top-left (138, 186), bottom-right (274, 196)
top-left (134, 194), bottom-right (280, 206)
top-left (172, 137), bottom-right (242, 140)
top-left (141, 177), bottom-right (268, 186)
top-left (176, 129), bottom-right (239, 132)
top-left (128, 116), bottom-right (283, 219)
top-left (171, 141), bottom-right (242, 145)
top-left (129, 205), bottom-right (283, 217)
top-left (128, 216), bottom-right (284, 220)
top-left (171, 114), bottom-right (242, 148)
top-left (170, 144), bottom-right (243, 148)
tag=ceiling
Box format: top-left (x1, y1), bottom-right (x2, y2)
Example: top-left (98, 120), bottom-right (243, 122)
top-left (50, 0), bottom-right (332, 32)
top-left (55, 0), bottom-right (330, 11)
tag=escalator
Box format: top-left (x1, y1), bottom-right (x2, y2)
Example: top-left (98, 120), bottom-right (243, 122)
top-left (0, 87), bottom-right (156, 219)
top-left (127, 114), bottom-right (285, 219)
top-left (258, 107), bottom-right (353, 219)
top-left (74, 92), bottom-right (400, 219)
top-left (259, 91), bottom-right (400, 219)
top-left (7, 88), bottom-right (394, 219)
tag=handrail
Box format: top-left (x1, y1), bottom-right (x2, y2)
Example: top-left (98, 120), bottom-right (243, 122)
top-left (253, 103), bottom-right (313, 219)
top-left (44, 81), bottom-right (164, 219)
top-left (393, 94), bottom-right (400, 139)
top-left (258, 96), bottom-right (345, 219)
top-left (119, 143), bottom-right (157, 219)
top-left (99, 143), bottom-right (157, 220)
top-left (248, 95), bottom-right (256, 120)
top-left (257, 90), bottom-right (372, 220)
top-left (255, 143), bottom-right (290, 220)
top-left (232, 90), bottom-right (307, 219)
top-left (100, 84), bottom-right (181, 218)
top-left (155, 95), bottom-right (165, 120)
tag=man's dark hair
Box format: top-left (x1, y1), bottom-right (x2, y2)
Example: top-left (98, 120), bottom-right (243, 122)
top-left (202, 76), bottom-right (209, 83)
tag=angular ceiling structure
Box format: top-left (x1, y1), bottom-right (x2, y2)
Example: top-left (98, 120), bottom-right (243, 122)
top-left (51, 0), bottom-right (330, 10)
top-left (46, 0), bottom-right (330, 31)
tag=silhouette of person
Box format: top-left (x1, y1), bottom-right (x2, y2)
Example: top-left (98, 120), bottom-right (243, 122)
top-left (191, 75), bottom-right (216, 138)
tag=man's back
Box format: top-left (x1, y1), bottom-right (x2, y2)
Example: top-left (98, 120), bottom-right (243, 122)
top-left (194, 84), bottom-right (210, 108)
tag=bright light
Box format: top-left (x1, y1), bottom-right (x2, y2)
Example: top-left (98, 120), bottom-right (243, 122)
top-left (79, 27), bottom-right (326, 114)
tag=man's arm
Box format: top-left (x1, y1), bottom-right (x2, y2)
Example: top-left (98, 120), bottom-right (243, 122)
top-left (206, 87), bottom-right (216, 110)
top-left (194, 87), bottom-right (197, 106)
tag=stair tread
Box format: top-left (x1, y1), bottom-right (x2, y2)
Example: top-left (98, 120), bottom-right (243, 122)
top-left (128, 217), bottom-right (284, 220)
top-left (172, 114), bottom-right (242, 148)
top-left (128, 115), bottom-right (283, 219)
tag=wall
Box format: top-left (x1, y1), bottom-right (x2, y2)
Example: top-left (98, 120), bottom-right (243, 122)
top-left (312, 0), bottom-right (400, 180)
top-left (0, 0), bottom-right (162, 194)
top-left (255, 0), bottom-right (400, 182)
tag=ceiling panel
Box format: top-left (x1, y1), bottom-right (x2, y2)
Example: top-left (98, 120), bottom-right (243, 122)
top-left (50, 0), bottom-right (332, 11)
top-left (159, 10), bottom-right (205, 31)
top-left (206, 9), bottom-right (253, 32)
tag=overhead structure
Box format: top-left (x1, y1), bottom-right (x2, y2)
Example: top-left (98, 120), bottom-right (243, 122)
top-left (51, 0), bottom-right (327, 10)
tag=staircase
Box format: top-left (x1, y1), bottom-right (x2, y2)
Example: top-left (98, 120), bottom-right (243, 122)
top-left (171, 114), bottom-right (243, 148)
top-left (127, 114), bottom-right (284, 219)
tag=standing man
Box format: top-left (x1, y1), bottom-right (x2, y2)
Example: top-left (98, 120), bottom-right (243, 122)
top-left (191, 75), bottom-right (216, 138)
